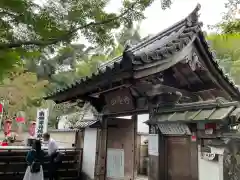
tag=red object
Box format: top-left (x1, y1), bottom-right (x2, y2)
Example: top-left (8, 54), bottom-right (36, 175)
top-left (0, 103), bottom-right (3, 113)
top-left (205, 123), bottom-right (216, 130)
top-left (29, 123), bottom-right (36, 136)
top-left (1, 142), bottom-right (8, 146)
top-left (191, 135), bottom-right (197, 142)
top-left (16, 117), bottom-right (25, 123)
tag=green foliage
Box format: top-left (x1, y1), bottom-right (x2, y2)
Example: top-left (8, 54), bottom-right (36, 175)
top-left (45, 100), bottom-right (82, 129)
top-left (213, 0), bottom-right (240, 33)
top-left (0, 67), bottom-right (48, 121)
top-left (221, 20), bottom-right (240, 33)
top-left (42, 24), bottom-right (142, 93)
top-left (0, 0), bottom-right (154, 78)
top-left (207, 0), bottom-right (240, 84)
top-left (207, 33), bottom-right (240, 83)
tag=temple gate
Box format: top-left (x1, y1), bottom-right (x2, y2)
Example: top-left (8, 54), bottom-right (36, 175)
top-left (45, 4), bottom-right (240, 180)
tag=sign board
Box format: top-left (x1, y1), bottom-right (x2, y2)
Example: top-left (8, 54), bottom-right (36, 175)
top-left (157, 123), bottom-right (191, 135)
top-left (104, 88), bottom-right (134, 113)
top-left (106, 148), bottom-right (124, 179)
top-left (201, 152), bottom-right (216, 161)
top-left (35, 109), bottom-right (49, 139)
top-left (148, 134), bottom-right (158, 156)
top-left (205, 128), bottom-right (214, 135)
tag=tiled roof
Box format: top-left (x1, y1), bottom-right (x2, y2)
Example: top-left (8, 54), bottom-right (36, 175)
top-left (74, 120), bottom-right (99, 129)
top-left (45, 5), bottom-right (201, 98)
top-left (45, 3), bottom-right (240, 101)
top-left (145, 100), bottom-right (240, 123)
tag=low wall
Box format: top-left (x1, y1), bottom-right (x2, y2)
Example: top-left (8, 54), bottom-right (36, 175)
top-left (0, 130), bottom-right (76, 148)
top-left (0, 147), bottom-right (82, 180)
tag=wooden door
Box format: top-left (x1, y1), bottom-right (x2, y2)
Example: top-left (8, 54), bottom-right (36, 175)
top-left (106, 118), bottom-right (136, 180)
top-left (167, 136), bottom-right (192, 180)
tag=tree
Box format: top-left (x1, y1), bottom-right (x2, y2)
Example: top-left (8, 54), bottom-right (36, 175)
top-left (207, 33), bottom-right (240, 83)
top-left (41, 23), bottom-right (143, 93)
top-left (0, 0), bottom-right (154, 78)
top-left (0, 67), bottom-right (48, 121)
top-left (46, 100), bottom-right (82, 129)
top-left (212, 0), bottom-right (240, 33)
top-left (64, 103), bottom-right (96, 129)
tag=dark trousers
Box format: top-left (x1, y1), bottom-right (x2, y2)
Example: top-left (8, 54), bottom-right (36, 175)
top-left (49, 152), bottom-right (59, 180)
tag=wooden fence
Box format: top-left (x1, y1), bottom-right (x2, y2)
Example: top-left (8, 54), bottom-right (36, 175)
top-left (0, 148), bottom-right (82, 180)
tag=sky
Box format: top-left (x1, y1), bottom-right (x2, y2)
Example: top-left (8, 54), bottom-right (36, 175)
top-left (105, 0), bottom-right (228, 37)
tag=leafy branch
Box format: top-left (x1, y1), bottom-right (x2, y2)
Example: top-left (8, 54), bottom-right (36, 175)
top-left (0, 0), bottom-right (141, 49)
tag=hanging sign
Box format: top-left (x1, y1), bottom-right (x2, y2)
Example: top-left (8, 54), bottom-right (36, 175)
top-left (148, 134), bottom-right (159, 156)
top-left (104, 88), bottom-right (134, 113)
top-left (35, 109), bottom-right (49, 139)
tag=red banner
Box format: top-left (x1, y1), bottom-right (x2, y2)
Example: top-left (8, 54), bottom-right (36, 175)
top-left (0, 103), bottom-right (3, 113)
top-left (16, 117), bottom-right (25, 123)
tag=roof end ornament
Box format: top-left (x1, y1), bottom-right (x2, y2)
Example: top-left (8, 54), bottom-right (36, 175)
top-left (121, 40), bottom-right (135, 65)
top-left (186, 3), bottom-right (201, 26)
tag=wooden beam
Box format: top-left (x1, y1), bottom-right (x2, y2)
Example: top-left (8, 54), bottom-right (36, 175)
top-left (195, 89), bottom-right (230, 101)
top-left (145, 84), bottom-right (199, 101)
top-left (89, 84), bottom-right (131, 97)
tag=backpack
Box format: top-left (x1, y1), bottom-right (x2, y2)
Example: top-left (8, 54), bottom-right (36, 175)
top-left (53, 152), bottom-right (63, 164)
top-left (30, 150), bottom-right (41, 173)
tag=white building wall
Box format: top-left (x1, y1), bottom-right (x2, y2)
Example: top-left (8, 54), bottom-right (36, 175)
top-left (198, 146), bottom-right (224, 180)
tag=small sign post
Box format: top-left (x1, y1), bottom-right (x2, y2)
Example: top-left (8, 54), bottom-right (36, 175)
top-left (35, 109), bottom-right (49, 139)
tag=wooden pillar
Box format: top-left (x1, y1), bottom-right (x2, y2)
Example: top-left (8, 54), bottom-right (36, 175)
top-left (148, 124), bottom-right (167, 180)
top-left (158, 132), bottom-right (167, 180)
top-left (148, 125), bottom-right (159, 180)
top-left (132, 115), bottom-right (138, 179)
top-left (94, 117), bottom-right (108, 180)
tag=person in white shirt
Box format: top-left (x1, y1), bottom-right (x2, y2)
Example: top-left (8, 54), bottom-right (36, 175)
top-left (43, 133), bottom-right (59, 180)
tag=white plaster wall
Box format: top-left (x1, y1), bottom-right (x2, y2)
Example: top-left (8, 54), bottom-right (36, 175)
top-left (138, 114), bottom-right (149, 133)
top-left (117, 114), bottom-right (149, 133)
top-left (82, 128), bottom-right (97, 179)
top-left (198, 147), bottom-right (223, 180)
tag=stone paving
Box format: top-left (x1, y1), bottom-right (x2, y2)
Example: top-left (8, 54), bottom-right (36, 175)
top-left (136, 175), bottom-right (148, 180)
